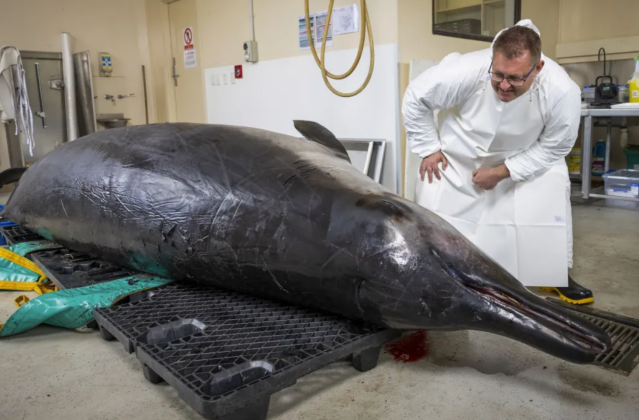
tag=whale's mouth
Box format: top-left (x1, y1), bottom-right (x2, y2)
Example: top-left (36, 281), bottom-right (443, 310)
top-left (467, 284), bottom-right (608, 355)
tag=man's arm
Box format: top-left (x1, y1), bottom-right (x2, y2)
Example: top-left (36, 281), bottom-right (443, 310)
top-left (504, 85), bottom-right (581, 182)
top-left (402, 52), bottom-right (486, 159)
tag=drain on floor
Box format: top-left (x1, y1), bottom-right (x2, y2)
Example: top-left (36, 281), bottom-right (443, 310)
top-left (547, 298), bottom-right (639, 376)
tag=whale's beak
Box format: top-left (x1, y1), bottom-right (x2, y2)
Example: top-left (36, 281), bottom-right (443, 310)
top-left (419, 225), bottom-right (612, 365)
top-left (462, 276), bottom-right (610, 364)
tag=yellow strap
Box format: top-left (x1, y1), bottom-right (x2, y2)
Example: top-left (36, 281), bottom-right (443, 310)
top-left (0, 280), bottom-right (42, 292)
top-left (0, 280), bottom-right (56, 295)
top-left (0, 296), bottom-right (28, 336)
top-left (14, 295), bottom-right (29, 307)
top-left (34, 282), bottom-right (57, 295)
top-left (0, 247), bottom-right (47, 280)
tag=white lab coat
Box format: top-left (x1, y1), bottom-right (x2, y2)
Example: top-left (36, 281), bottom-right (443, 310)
top-left (402, 21), bottom-right (581, 287)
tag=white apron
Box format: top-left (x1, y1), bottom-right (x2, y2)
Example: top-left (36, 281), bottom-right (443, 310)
top-left (415, 79), bottom-right (570, 287)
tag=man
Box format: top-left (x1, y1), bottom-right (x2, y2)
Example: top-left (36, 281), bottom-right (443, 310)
top-left (402, 20), bottom-right (593, 304)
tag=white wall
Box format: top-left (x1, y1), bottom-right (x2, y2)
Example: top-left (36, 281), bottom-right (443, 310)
top-left (204, 44), bottom-right (401, 193)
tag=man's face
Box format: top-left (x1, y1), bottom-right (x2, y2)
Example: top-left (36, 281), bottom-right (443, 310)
top-left (490, 51), bottom-right (544, 102)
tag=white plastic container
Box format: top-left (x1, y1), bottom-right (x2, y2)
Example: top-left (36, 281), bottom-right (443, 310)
top-left (602, 169), bottom-right (639, 210)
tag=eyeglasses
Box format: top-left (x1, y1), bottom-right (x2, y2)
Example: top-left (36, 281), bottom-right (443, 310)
top-left (488, 62), bottom-right (537, 87)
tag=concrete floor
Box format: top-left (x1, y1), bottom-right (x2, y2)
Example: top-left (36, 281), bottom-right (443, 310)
top-left (1, 198), bottom-right (638, 420)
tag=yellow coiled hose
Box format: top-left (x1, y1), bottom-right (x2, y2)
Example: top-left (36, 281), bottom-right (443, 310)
top-left (304, 0), bottom-right (374, 97)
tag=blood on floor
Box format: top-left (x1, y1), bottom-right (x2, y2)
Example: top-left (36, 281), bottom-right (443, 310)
top-left (384, 330), bottom-right (430, 363)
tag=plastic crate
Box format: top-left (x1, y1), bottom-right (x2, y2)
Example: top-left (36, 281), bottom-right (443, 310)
top-left (602, 169), bottom-right (639, 210)
top-left (624, 147), bottom-right (639, 170)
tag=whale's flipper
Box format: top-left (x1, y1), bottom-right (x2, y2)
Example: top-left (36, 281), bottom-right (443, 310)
top-left (293, 120), bottom-right (351, 162)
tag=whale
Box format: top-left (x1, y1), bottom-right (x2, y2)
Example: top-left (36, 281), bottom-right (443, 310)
top-left (0, 121), bottom-right (610, 364)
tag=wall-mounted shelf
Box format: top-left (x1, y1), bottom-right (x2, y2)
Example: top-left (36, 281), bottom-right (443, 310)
top-left (433, 0), bottom-right (520, 42)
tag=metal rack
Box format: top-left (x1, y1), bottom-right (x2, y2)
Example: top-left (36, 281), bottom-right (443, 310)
top-left (340, 138), bottom-right (386, 184)
top-left (579, 107), bottom-right (639, 203)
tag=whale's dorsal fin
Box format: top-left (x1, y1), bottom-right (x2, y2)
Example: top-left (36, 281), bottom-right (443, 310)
top-left (293, 120), bottom-right (351, 162)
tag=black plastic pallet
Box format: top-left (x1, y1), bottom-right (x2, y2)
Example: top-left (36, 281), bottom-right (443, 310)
top-left (33, 248), bottom-right (139, 290)
top-left (0, 226), bottom-right (137, 290)
top-left (1, 225), bottom-right (43, 245)
top-left (0, 226), bottom-right (401, 420)
top-left (95, 285), bottom-right (400, 420)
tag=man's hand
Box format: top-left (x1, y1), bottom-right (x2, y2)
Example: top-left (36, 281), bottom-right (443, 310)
top-left (420, 151), bottom-right (448, 183)
top-left (472, 164), bottom-right (510, 190)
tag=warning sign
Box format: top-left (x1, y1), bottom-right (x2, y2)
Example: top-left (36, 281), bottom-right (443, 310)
top-left (182, 26), bottom-right (197, 68)
top-left (183, 26), bottom-right (194, 50)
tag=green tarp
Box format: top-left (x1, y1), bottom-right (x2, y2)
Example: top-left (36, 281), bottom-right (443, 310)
top-left (0, 275), bottom-right (172, 337)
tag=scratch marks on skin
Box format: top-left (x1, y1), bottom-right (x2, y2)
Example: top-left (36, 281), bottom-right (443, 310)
top-left (112, 193), bottom-right (141, 218)
top-left (207, 191), bottom-right (236, 236)
top-left (228, 198), bottom-right (245, 232)
top-left (435, 289), bottom-right (456, 318)
top-left (266, 216), bottom-right (287, 251)
top-left (273, 156), bottom-right (319, 200)
top-left (283, 161), bottom-right (317, 187)
top-left (66, 179), bottom-right (147, 221)
top-left (60, 200), bottom-right (68, 217)
top-left (322, 243), bottom-right (355, 270)
top-left (261, 255), bottom-right (289, 294)
top-left (362, 242), bottom-right (403, 261)
top-left (211, 142), bottom-right (232, 192)
top-left (391, 270), bottom-right (420, 312)
top-left (419, 297), bottom-right (432, 317)
top-left (354, 278), bottom-right (365, 316)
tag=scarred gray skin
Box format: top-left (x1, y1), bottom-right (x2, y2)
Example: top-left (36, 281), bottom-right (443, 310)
top-left (1, 121), bottom-right (609, 364)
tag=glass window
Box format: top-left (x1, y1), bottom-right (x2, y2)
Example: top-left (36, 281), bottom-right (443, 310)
top-left (432, 0), bottom-right (521, 41)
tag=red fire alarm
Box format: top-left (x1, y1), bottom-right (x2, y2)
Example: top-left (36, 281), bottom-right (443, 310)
top-left (234, 65), bottom-right (243, 79)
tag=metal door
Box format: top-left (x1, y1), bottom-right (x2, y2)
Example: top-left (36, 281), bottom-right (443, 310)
top-left (168, 0), bottom-right (206, 123)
